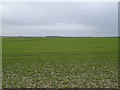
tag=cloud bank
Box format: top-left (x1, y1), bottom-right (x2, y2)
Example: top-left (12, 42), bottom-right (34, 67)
top-left (2, 2), bottom-right (118, 37)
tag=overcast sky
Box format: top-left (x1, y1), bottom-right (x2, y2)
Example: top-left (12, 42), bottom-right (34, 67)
top-left (2, 2), bottom-right (118, 37)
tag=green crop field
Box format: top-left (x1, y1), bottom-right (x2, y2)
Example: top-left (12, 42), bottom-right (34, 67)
top-left (2, 37), bottom-right (118, 88)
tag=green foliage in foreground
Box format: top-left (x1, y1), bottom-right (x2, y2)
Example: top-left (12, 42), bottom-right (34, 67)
top-left (2, 37), bottom-right (118, 88)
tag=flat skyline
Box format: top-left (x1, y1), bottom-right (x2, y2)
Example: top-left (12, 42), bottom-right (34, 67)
top-left (2, 2), bottom-right (118, 37)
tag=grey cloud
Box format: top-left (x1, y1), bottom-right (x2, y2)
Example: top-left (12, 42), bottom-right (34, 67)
top-left (2, 2), bottom-right (118, 36)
